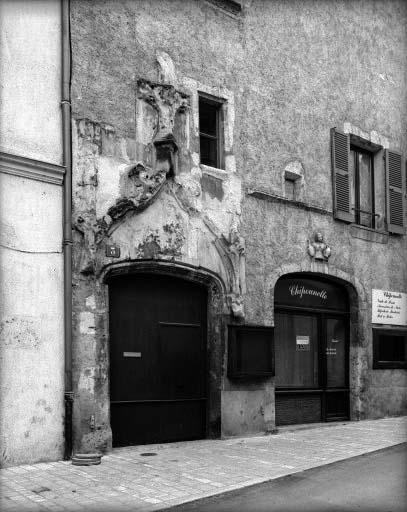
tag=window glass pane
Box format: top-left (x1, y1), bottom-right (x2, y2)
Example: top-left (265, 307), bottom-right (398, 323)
top-left (275, 313), bottom-right (318, 388)
top-left (199, 101), bottom-right (218, 136)
top-left (378, 335), bottom-right (405, 362)
top-left (358, 152), bottom-right (373, 227)
top-left (326, 318), bottom-right (346, 387)
top-left (200, 136), bottom-right (217, 167)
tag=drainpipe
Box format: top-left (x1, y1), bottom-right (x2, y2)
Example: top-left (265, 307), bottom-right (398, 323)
top-left (61, 0), bottom-right (73, 460)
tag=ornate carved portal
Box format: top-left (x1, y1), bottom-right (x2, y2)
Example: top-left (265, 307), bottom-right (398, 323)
top-left (73, 72), bottom-right (245, 318)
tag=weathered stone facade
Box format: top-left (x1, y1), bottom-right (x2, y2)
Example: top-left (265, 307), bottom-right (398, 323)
top-left (70, 0), bottom-right (407, 452)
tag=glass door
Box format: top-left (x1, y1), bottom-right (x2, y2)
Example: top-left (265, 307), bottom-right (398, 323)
top-left (324, 315), bottom-right (349, 420)
top-left (275, 312), bottom-right (322, 425)
top-left (275, 311), bottom-right (349, 425)
top-left (275, 312), bottom-right (319, 388)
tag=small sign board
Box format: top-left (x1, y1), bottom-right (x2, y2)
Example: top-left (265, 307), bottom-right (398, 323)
top-left (296, 335), bottom-right (310, 351)
top-left (106, 244), bottom-right (121, 258)
top-left (372, 289), bottom-right (407, 326)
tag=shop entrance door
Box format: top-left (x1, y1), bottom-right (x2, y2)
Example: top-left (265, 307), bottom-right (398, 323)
top-left (109, 273), bottom-right (207, 447)
top-left (274, 276), bottom-right (349, 426)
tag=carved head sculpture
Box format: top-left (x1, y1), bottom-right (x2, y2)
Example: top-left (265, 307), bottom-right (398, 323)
top-left (315, 232), bottom-right (324, 243)
top-left (230, 294), bottom-right (244, 318)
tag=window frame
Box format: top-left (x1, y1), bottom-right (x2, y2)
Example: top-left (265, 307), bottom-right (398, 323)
top-left (372, 328), bottom-right (407, 370)
top-left (350, 144), bottom-right (376, 229)
top-left (228, 324), bottom-right (275, 379)
top-left (198, 93), bottom-right (224, 170)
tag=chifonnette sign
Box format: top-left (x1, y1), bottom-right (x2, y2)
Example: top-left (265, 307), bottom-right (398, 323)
top-left (372, 289), bottom-right (407, 326)
top-left (289, 284), bottom-right (328, 300)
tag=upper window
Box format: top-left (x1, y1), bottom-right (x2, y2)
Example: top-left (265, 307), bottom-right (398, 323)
top-left (199, 95), bottom-right (223, 169)
top-left (331, 128), bottom-right (405, 234)
top-left (373, 329), bottom-right (407, 369)
top-left (350, 146), bottom-right (375, 228)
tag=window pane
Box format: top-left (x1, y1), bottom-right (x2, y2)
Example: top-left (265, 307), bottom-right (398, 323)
top-left (275, 313), bottom-right (318, 388)
top-left (378, 335), bottom-right (405, 362)
top-left (358, 152), bottom-right (373, 227)
top-left (200, 135), bottom-right (217, 167)
top-left (326, 318), bottom-right (346, 387)
top-left (199, 101), bottom-right (218, 136)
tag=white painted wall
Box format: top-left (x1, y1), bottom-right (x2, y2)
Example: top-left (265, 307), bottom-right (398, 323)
top-left (0, 0), bottom-right (64, 466)
top-left (0, 0), bottom-right (62, 164)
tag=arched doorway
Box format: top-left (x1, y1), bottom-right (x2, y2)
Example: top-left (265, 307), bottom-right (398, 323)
top-left (109, 273), bottom-right (208, 447)
top-left (274, 274), bottom-right (350, 425)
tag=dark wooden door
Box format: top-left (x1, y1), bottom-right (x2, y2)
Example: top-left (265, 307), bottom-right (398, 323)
top-left (109, 274), bottom-right (207, 447)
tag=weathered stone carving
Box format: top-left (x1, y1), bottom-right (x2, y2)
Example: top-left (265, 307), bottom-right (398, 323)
top-left (100, 80), bottom-right (191, 235)
top-left (107, 162), bottom-right (167, 222)
top-left (156, 50), bottom-right (177, 86)
top-left (307, 232), bottom-right (331, 261)
top-left (204, 216), bottom-right (246, 318)
top-left (137, 78), bottom-right (189, 164)
top-left (229, 227), bottom-right (246, 296)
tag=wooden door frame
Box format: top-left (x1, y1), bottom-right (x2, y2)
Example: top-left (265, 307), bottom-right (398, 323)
top-left (101, 259), bottom-right (228, 440)
top-left (275, 307), bottom-right (350, 423)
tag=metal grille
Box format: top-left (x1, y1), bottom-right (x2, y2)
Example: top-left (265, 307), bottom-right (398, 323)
top-left (276, 394), bottom-right (321, 426)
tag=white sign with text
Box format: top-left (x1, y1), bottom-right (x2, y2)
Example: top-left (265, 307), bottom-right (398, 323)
top-left (372, 289), bottom-right (407, 326)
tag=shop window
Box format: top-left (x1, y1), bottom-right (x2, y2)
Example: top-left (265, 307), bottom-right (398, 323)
top-left (199, 95), bottom-right (224, 169)
top-left (373, 329), bottom-right (407, 369)
top-left (331, 128), bottom-right (405, 234)
top-left (228, 325), bottom-right (274, 379)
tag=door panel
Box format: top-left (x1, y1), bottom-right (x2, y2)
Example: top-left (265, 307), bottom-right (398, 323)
top-left (109, 274), bottom-right (207, 446)
top-left (159, 323), bottom-right (204, 399)
top-left (275, 313), bottom-right (319, 388)
top-left (275, 309), bottom-right (349, 425)
top-left (326, 317), bottom-right (347, 388)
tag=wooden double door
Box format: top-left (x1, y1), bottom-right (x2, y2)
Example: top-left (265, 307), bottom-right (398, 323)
top-left (109, 274), bottom-right (207, 447)
top-left (275, 310), bottom-right (349, 425)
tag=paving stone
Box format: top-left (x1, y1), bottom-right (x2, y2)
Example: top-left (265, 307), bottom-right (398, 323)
top-left (1, 417), bottom-right (406, 511)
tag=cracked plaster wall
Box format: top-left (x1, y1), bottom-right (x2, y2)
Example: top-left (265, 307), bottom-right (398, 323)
top-left (0, 173), bottom-right (64, 467)
top-left (0, 0), bottom-right (64, 467)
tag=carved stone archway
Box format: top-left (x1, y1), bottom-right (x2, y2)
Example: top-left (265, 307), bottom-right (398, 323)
top-left (101, 259), bottom-right (228, 441)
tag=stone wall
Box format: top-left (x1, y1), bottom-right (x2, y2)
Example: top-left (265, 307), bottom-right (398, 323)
top-left (70, 0), bottom-right (407, 448)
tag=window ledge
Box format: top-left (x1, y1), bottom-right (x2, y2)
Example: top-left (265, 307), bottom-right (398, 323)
top-left (350, 224), bottom-right (388, 244)
top-left (204, 0), bottom-right (242, 18)
top-left (200, 164), bottom-right (230, 179)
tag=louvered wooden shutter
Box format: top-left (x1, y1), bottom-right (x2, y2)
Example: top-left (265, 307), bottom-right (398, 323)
top-left (385, 149), bottom-right (405, 234)
top-left (331, 128), bottom-right (353, 222)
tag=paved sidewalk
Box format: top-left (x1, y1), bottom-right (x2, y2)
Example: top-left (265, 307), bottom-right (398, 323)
top-left (1, 417), bottom-right (406, 512)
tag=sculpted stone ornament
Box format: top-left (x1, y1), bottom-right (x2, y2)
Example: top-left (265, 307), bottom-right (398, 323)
top-left (229, 293), bottom-right (244, 319)
top-left (227, 227), bottom-right (246, 319)
top-left (202, 216), bottom-right (247, 319)
top-left (107, 162), bottom-right (167, 223)
top-left (307, 232), bottom-right (331, 261)
top-left (101, 80), bottom-right (191, 237)
top-left (229, 228), bottom-right (246, 297)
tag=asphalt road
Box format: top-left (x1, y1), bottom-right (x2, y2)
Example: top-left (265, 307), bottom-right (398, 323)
top-left (168, 443), bottom-right (407, 512)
